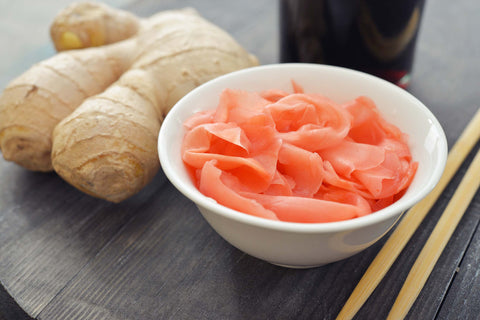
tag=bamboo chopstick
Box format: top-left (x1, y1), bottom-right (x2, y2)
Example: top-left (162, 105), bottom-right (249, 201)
top-left (387, 147), bottom-right (480, 319)
top-left (336, 108), bottom-right (480, 320)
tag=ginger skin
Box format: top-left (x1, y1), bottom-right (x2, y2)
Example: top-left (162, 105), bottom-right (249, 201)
top-left (50, 1), bottom-right (140, 51)
top-left (52, 9), bottom-right (257, 202)
top-left (0, 41), bottom-right (133, 171)
top-left (0, 2), bottom-right (258, 202)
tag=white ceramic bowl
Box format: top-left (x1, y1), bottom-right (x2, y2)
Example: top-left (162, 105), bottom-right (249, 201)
top-left (158, 63), bottom-right (447, 268)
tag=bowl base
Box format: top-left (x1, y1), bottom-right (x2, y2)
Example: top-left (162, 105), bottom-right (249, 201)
top-left (271, 262), bottom-right (326, 269)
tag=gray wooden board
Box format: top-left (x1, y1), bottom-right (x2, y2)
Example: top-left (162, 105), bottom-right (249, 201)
top-left (0, 0), bottom-right (479, 319)
top-left (437, 210), bottom-right (480, 319)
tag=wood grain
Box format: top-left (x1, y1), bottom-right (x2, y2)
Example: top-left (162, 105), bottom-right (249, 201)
top-left (0, 161), bottom-right (168, 317)
top-left (436, 209), bottom-right (480, 319)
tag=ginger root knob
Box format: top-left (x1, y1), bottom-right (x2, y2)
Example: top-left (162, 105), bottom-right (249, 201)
top-left (50, 1), bottom-right (140, 51)
top-left (59, 31), bottom-right (83, 50)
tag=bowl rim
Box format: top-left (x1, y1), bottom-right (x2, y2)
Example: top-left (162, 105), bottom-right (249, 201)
top-left (158, 63), bottom-right (448, 234)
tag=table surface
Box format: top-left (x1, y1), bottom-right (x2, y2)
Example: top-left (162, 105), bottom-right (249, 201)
top-left (1, 0), bottom-right (479, 319)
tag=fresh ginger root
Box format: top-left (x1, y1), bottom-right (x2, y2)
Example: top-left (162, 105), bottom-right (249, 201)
top-left (0, 40), bottom-right (133, 171)
top-left (50, 1), bottom-right (140, 51)
top-left (0, 2), bottom-right (258, 202)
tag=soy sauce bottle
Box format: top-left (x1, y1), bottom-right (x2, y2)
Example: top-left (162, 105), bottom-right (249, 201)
top-left (280, 0), bottom-right (426, 88)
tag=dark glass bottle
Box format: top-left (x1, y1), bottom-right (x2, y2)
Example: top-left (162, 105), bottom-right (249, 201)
top-left (280, 0), bottom-right (426, 88)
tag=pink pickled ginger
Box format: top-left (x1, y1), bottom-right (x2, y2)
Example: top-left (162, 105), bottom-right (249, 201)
top-left (181, 83), bottom-right (417, 223)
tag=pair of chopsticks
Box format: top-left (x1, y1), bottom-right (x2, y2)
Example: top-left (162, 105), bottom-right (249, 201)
top-left (337, 107), bottom-right (480, 320)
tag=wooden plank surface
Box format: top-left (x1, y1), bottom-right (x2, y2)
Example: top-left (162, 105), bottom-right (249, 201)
top-left (0, 0), bottom-right (479, 319)
top-left (437, 206), bottom-right (480, 319)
